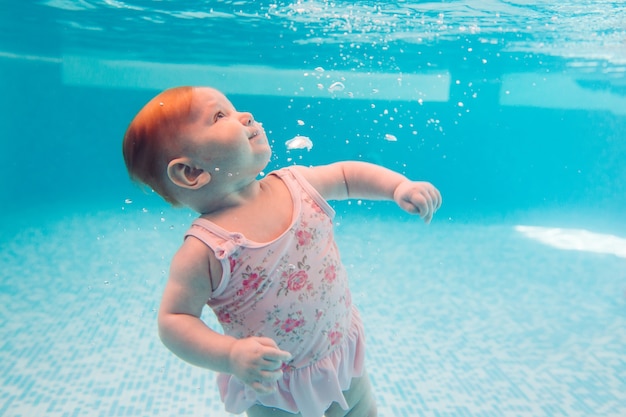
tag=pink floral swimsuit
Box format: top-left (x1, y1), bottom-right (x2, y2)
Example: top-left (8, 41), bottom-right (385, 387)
top-left (185, 167), bottom-right (365, 417)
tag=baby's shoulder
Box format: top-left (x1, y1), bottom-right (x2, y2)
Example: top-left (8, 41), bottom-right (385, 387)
top-left (165, 237), bottom-right (220, 302)
top-left (286, 164), bottom-right (344, 200)
top-left (170, 235), bottom-right (221, 286)
top-left (179, 233), bottom-right (214, 256)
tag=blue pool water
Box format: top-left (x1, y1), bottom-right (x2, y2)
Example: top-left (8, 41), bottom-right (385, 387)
top-left (1, 1), bottom-right (626, 416)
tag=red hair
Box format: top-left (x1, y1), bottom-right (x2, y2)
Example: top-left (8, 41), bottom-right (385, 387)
top-left (122, 86), bottom-right (194, 205)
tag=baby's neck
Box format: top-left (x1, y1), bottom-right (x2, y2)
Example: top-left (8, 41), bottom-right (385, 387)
top-left (189, 178), bottom-right (262, 215)
top-left (195, 173), bottom-right (293, 243)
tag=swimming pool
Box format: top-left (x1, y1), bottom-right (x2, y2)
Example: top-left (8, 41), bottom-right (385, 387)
top-left (1, 1), bottom-right (625, 416)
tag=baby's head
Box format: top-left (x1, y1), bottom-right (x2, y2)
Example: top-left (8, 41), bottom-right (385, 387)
top-left (123, 86), bottom-right (194, 205)
top-left (123, 86), bottom-right (270, 209)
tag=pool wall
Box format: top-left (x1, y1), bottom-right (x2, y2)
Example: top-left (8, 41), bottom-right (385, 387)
top-left (1, 55), bottom-right (625, 227)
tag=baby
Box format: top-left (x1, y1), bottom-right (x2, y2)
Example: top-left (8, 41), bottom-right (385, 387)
top-left (122, 86), bottom-right (442, 417)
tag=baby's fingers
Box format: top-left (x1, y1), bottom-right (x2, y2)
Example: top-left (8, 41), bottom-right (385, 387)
top-left (249, 379), bottom-right (279, 394)
top-left (263, 351), bottom-right (292, 366)
top-left (247, 368), bottom-right (285, 394)
top-left (430, 187), bottom-right (443, 211)
top-left (421, 201), bottom-right (434, 224)
top-left (256, 337), bottom-right (293, 363)
top-left (403, 192), bottom-right (433, 221)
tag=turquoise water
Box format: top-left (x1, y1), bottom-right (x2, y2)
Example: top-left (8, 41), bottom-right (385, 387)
top-left (1, 1), bottom-right (626, 416)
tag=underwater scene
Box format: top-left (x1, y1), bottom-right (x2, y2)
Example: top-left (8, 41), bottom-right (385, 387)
top-left (1, 1), bottom-right (625, 416)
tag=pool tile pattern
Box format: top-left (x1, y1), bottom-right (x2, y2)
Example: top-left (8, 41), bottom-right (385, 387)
top-left (1, 208), bottom-right (624, 416)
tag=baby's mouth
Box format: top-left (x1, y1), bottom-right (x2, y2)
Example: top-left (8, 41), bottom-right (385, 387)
top-left (249, 122), bottom-right (264, 139)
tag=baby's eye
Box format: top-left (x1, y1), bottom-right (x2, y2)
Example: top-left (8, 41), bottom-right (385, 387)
top-left (214, 111), bottom-right (226, 122)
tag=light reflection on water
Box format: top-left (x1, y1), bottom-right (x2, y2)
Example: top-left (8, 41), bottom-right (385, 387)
top-left (11, 0), bottom-right (626, 70)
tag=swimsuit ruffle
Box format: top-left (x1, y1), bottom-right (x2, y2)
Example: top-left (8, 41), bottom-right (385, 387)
top-left (217, 308), bottom-right (365, 417)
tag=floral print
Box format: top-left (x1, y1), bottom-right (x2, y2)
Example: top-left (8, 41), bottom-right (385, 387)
top-left (328, 329), bottom-right (343, 346)
top-left (274, 310), bottom-right (307, 343)
top-left (216, 309), bottom-right (232, 324)
top-left (236, 265), bottom-right (267, 297)
top-left (287, 270), bottom-right (308, 291)
top-left (295, 228), bottom-right (312, 248)
top-left (277, 255), bottom-right (316, 301)
top-left (193, 168), bottom-right (353, 369)
top-left (323, 264), bottom-right (336, 283)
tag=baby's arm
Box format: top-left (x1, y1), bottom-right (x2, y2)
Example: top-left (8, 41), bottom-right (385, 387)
top-left (293, 161), bottom-right (442, 223)
top-left (158, 237), bottom-right (292, 394)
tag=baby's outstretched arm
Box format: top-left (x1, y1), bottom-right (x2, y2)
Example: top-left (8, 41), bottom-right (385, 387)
top-left (294, 161), bottom-right (442, 223)
top-left (158, 238), bottom-right (292, 394)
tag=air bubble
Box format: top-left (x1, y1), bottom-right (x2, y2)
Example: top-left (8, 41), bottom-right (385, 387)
top-left (328, 82), bottom-right (345, 93)
top-left (286, 135), bottom-right (313, 151)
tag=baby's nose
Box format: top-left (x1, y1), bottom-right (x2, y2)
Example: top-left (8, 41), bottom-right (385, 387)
top-left (240, 112), bottom-right (254, 125)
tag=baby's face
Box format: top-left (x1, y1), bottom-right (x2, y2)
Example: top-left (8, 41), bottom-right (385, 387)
top-left (180, 87), bottom-right (271, 180)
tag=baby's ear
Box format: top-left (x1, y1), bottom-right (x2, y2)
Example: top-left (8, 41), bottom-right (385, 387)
top-left (167, 158), bottom-right (211, 190)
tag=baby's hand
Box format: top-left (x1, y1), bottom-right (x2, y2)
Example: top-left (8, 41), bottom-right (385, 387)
top-left (393, 181), bottom-right (442, 223)
top-left (229, 337), bottom-right (292, 394)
